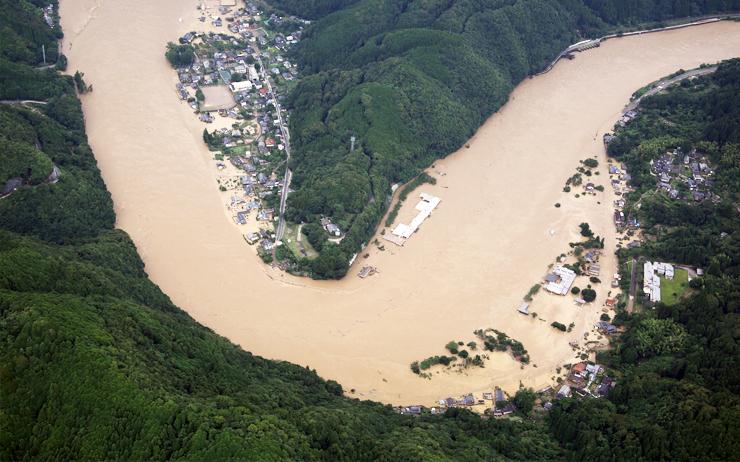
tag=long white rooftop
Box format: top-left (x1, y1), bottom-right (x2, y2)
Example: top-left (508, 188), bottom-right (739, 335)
top-left (386, 193), bottom-right (440, 245)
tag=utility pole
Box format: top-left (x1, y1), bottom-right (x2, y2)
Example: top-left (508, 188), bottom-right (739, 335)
top-left (350, 135), bottom-right (356, 152)
top-left (42, 44), bottom-right (46, 65)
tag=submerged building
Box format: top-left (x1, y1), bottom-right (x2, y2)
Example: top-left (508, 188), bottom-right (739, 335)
top-left (384, 192), bottom-right (441, 246)
top-left (544, 266), bottom-right (577, 295)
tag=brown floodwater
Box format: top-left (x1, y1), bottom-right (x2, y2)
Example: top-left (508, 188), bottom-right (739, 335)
top-left (60, 0), bottom-right (740, 405)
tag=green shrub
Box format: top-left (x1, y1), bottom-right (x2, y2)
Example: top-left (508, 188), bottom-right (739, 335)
top-left (583, 158), bottom-right (599, 168)
top-left (581, 288), bottom-right (597, 302)
top-left (551, 322), bottom-right (567, 332)
top-left (165, 42), bottom-right (195, 67)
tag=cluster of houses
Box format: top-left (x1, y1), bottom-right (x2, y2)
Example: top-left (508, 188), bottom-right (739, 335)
top-left (606, 162), bottom-right (641, 231)
top-left (173, 1), bottom-right (301, 150)
top-left (399, 387), bottom-right (518, 417)
top-left (170, 1), bottom-right (306, 250)
top-left (651, 148), bottom-right (716, 202)
top-left (616, 109), bottom-right (639, 127)
top-left (607, 130), bottom-right (716, 238)
top-left (400, 365), bottom-right (617, 416)
top-left (554, 361), bottom-right (615, 400)
top-left (242, 228), bottom-right (276, 251)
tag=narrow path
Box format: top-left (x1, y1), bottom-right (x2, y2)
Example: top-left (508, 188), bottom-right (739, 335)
top-left (627, 257), bottom-right (638, 313)
top-left (0, 99), bottom-right (48, 105)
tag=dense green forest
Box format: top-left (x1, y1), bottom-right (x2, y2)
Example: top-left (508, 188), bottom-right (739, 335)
top-left (2, 0), bottom-right (740, 460)
top-left (548, 59), bottom-right (740, 462)
top-left (265, 0), bottom-right (740, 278)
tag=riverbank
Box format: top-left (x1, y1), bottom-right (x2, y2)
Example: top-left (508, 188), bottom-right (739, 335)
top-left (537, 15), bottom-right (740, 75)
top-left (58, 0), bottom-right (740, 406)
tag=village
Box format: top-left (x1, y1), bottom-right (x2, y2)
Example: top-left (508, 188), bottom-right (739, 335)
top-left (170, 0), bottom-right (305, 260)
top-left (377, 80), bottom-right (720, 422)
top-left (394, 81), bottom-right (694, 420)
top-left (398, 355), bottom-right (616, 417)
top-left (399, 76), bottom-right (718, 419)
top-left (650, 147), bottom-right (717, 202)
top-left (399, 226), bottom-right (623, 418)
top-left (606, 102), bottom-right (706, 310)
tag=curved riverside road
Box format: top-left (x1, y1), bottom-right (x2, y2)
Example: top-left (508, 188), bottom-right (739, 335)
top-left (536, 16), bottom-right (735, 76)
top-left (0, 100), bottom-right (48, 105)
top-left (59, 0), bottom-right (740, 406)
top-left (623, 66), bottom-right (717, 113)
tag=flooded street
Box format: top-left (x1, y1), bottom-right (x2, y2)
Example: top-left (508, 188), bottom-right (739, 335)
top-left (60, 0), bottom-right (740, 405)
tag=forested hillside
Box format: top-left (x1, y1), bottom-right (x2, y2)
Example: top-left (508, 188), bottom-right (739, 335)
top-left (549, 59), bottom-right (740, 462)
top-left (1, 2), bottom-right (565, 460)
top-left (265, 0), bottom-right (740, 278)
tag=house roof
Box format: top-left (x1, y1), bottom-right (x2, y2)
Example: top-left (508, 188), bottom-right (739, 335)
top-left (572, 362), bottom-right (587, 373)
top-left (545, 273), bottom-right (559, 283)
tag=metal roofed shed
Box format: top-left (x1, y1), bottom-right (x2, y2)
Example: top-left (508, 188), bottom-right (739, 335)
top-left (391, 193), bottom-right (441, 239)
top-left (545, 265), bottom-right (577, 295)
top-left (385, 193), bottom-right (441, 246)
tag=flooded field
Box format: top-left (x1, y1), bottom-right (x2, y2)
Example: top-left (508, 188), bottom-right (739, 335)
top-left (60, 0), bottom-right (740, 405)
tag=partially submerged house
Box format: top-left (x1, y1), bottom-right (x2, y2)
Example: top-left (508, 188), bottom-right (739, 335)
top-left (385, 193), bottom-right (441, 246)
top-left (595, 321), bottom-right (617, 335)
top-left (544, 266), bottom-right (577, 295)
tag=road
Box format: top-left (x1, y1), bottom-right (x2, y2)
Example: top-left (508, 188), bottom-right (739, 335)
top-left (627, 257), bottom-right (638, 313)
top-left (275, 169), bottom-right (291, 240)
top-left (536, 16), bottom-right (734, 76)
top-left (624, 66), bottom-right (717, 113)
top-left (0, 99), bottom-right (48, 105)
top-left (252, 44), bottom-right (292, 243)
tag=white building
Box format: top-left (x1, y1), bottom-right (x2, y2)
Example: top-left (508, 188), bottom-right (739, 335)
top-left (653, 262), bottom-right (674, 280)
top-left (384, 193), bottom-right (440, 246)
top-left (391, 193), bottom-right (441, 239)
top-left (247, 65), bottom-right (259, 82)
top-left (643, 261), bottom-right (662, 302)
top-left (544, 265), bottom-right (577, 295)
top-left (230, 80), bottom-right (253, 93)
